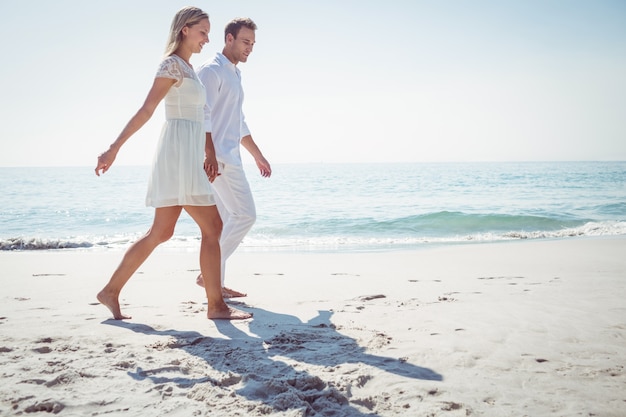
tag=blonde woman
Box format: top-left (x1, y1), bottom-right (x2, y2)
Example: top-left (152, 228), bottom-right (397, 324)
top-left (95, 6), bottom-right (251, 321)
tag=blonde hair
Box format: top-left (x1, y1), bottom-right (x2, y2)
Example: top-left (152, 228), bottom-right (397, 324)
top-left (164, 6), bottom-right (209, 56)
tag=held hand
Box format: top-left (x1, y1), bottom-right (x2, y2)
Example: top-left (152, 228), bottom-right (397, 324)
top-left (204, 156), bottom-right (221, 183)
top-left (256, 156), bottom-right (272, 178)
top-left (95, 149), bottom-right (117, 176)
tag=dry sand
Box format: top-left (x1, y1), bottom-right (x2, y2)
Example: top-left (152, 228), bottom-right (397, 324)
top-left (1, 237), bottom-right (625, 416)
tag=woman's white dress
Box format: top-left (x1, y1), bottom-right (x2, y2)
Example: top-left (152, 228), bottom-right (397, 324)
top-left (145, 54), bottom-right (215, 208)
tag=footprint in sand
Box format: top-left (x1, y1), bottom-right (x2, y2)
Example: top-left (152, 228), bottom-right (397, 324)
top-left (24, 400), bottom-right (65, 414)
top-left (180, 300), bottom-right (203, 315)
top-left (32, 273), bottom-right (66, 277)
top-left (20, 378), bottom-right (47, 385)
top-left (367, 331), bottom-right (392, 350)
top-left (477, 276), bottom-right (525, 281)
top-left (427, 388), bottom-right (442, 396)
top-left (36, 337), bottom-right (54, 343)
top-left (356, 294), bottom-right (386, 302)
top-left (45, 374), bottom-right (75, 387)
top-left (218, 372), bottom-right (242, 387)
top-left (32, 337), bottom-right (55, 354)
top-left (440, 401), bottom-right (466, 411)
top-left (114, 360), bottom-right (135, 369)
top-left (32, 346), bottom-right (52, 354)
top-left (104, 343), bottom-right (119, 353)
top-left (351, 396), bottom-right (376, 410)
top-left (601, 365), bottom-right (624, 377)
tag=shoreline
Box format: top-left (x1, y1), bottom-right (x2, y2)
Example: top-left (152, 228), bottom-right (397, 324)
top-left (1, 237), bottom-right (625, 416)
top-left (3, 232), bottom-right (625, 254)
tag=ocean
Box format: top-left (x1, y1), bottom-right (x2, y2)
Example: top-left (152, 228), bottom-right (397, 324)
top-left (1, 162), bottom-right (625, 252)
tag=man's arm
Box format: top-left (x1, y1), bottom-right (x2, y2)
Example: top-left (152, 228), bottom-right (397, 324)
top-left (197, 66), bottom-right (218, 134)
top-left (241, 134), bottom-right (271, 178)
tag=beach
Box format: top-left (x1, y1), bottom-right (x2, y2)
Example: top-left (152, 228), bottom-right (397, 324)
top-left (1, 237), bottom-right (625, 416)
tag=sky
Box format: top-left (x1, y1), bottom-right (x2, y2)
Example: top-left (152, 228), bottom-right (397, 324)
top-left (0, 0), bottom-right (625, 167)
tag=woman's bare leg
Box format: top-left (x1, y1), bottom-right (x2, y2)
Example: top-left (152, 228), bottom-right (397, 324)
top-left (184, 205), bottom-right (252, 320)
top-left (97, 206), bottom-right (182, 319)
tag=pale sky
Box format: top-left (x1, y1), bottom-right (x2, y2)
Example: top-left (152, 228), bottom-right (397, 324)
top-left (1, 0), bottom-right (625, 167)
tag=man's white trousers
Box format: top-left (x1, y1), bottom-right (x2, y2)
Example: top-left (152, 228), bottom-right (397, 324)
top-left (211, 162), bottom-right (256, 285)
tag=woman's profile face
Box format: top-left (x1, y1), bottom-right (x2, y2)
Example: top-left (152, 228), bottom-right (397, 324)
top-left (183, 18), bottom-right (210, 54)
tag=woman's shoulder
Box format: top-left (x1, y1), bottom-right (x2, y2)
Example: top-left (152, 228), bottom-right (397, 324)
top-left (156, 55), bottom-right (183, 81)
top-left (159, 54), bottom-right (174, 62)
top-left (158, 54), bottom-right (184, 70)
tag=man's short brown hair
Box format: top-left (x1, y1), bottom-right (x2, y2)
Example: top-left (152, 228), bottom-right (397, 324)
top-left (225, 17), bottom-right (257, 41)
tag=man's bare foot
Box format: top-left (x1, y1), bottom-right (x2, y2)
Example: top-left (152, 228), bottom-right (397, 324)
top-left (222, 287), bottom-right (247, 298)
top-left (196, 273), bottom-right (205, 287)
top-left (207, 305), bottom-right (253, 320)
top-left (97, 290), bottom-right (131, 320)
top-left (196, 274), bottom-right (247, 298)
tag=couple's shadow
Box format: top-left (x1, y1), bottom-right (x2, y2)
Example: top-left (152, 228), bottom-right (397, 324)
top-left (104, 305), bottom-right (442, 416)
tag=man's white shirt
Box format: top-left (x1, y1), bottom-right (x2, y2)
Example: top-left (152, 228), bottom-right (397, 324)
top-left (197, 53), bottom-right (251, 166)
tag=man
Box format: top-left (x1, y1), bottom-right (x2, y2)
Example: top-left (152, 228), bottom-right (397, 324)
top-left (196, 17), bottom-right (271, 298)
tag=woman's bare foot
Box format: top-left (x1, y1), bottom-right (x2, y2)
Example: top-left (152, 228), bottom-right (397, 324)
top-left (97, 290), bottom-right (131, 320)
top-left (207, 305), bottom-right (253, 320)
top-left (196, 274), bottom-right (247, 298)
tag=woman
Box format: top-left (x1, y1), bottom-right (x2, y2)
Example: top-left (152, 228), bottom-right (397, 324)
top-left (95, 6), bottom-right (251, 321)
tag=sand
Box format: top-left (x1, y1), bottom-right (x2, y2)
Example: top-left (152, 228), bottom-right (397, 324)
top-left (1, 237), bottom-right (625, 416)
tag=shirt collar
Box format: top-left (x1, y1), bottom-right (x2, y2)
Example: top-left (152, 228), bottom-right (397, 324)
top-left (217, 52), bottom-right (238, 71)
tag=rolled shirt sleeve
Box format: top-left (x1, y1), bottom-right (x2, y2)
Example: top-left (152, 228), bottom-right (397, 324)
top-left (241, 117), bottom-right (251, 139)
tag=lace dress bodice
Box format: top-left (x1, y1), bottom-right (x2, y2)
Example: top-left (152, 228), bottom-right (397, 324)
top-left (155, 55), bottom-right (205, 122)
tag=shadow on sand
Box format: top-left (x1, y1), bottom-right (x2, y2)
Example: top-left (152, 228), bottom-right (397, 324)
top-left (104, 304), bottom-right (442, 416)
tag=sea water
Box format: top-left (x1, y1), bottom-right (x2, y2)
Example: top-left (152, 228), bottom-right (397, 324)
top-left (1, 162), bottom-right (625, 252)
